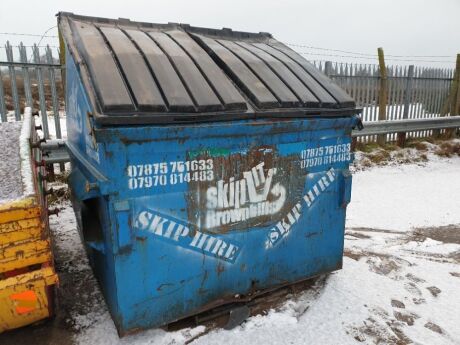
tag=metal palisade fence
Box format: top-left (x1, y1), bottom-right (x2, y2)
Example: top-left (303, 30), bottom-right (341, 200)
top-left (313, 60), bottom-right (455, 141)
top-left (0, 41), bottom-right (63, 139)
top-left (0, 40), bottom-right (457, 143)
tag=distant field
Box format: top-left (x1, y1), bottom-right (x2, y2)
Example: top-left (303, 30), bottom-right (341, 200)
top-left (1, 74), bottom-right (64, 112)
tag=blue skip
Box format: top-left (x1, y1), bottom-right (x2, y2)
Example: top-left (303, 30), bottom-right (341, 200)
top-left (58, 12), bottom-right (361, 335)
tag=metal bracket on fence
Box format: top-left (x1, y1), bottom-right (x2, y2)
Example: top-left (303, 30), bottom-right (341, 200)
top-left (353, 116), bottom-right (460, 137)
top-left (41, 139), bottom-right (70, 164)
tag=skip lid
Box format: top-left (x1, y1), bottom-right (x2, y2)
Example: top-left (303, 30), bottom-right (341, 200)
top-left (58, 13), bottom-right (356, 125)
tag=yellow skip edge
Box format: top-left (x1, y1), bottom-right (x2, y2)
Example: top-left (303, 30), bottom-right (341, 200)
top-left (0, 239), bottom-right (52, 274)
top-left (0, 197), bottom-right (37, 212)
top-left (0, 197), bottom-right (41, 224)
top-left (0, 267), bottom-right (58, 292)
top-left (0, 226), bottom-right (44, 247)
top-left (0, 218), bottom-right (43, 235)
top-left (0, 207), bottom-right (41, 225)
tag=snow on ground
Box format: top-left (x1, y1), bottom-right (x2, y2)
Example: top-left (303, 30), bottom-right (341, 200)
top-left (42, 153), bottom-right (460, 345)
top-left (189, 156), bottom-right (460, 344)
top-left (348, 156), bottom-right (460, 231)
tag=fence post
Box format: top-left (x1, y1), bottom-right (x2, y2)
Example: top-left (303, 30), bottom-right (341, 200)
top-left (5, 41), bottom-right (21, 120)
top-left (33, 44), bottom-right (50, 139)
top-left (377, 48), bottom-right (388, 146)
top-left (46, 46), bottom-right (62, 139)
top-left (325, 61), bottom-right (332, 78)
top-left (449, 54), bottom-right (460, 114)
top-left (19, 43), bottom-right (33, 108)
top-left (397, 65), bottom-right (414, 146)
top-left (448, 54), bottom-right (460, 137)
top-left (0, 68), bottom-right (6, 122)
top-left (437, 54), bottom-right (460, 138)
top-left (451, 54), bottom-right (460, 110)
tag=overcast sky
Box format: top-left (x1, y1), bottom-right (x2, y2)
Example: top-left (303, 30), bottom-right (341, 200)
top-left (1, 0), bottom-right (458, 67)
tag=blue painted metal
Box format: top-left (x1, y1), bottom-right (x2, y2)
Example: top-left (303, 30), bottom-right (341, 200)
top-left (64, 37), bottom-right (360, 337)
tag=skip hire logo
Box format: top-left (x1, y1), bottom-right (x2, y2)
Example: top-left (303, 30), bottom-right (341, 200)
top-left (186, 147), bottom-right (307, 233)
top-left (266, 168), bottom-right (337, 248)
top-left (133, 210), bottom-right (241, 263)
top-left (204, 162), bottom-right (287, 230)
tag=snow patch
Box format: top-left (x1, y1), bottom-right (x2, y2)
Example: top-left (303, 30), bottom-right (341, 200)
top-left (19, 107), bottom-right (35, 198)
top-left (347, 157), bottom-right (460, 231)
top-left (0, 107), bottom-right (35, 203)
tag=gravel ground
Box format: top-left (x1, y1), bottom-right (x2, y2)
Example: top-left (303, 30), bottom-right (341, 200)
top-left (0, 121), bottom-right (23, 202)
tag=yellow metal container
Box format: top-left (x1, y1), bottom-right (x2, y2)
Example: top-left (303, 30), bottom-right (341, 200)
top-left (0, 198), bottom-right (51, 274)
top-left (0, 108), bottom-right (58, 333)
top-left (0, 267), bottom-right (58, 332)
top-left (0, 198), bottom-right (41, 225)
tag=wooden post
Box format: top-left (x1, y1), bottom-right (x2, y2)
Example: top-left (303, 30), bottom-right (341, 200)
top-left (448, 54), bottom-right (460, 137)
top-left (377, 48), bottom-right (388, 146)
top-left (437, 54), bottom-right (460, 138)
top-left (451, 54), bottom-right (460, 113)
top-left (351, 137), bottom-right (358, 152)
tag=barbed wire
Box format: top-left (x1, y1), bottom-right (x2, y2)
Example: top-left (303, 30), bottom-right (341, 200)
top-left (296, 51), bottom-right (452, 63)
top-left (0, 32), bottom-right (57, 38)
top-left (0, 45), bottom-right (59, 48)
top-left (28, 26), bottom-right (58, 62)
top-left (286, 43), bottom-right (453, 59)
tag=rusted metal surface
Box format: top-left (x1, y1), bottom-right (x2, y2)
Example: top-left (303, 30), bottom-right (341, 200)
top-left (167, 274), bottom-right (327, 336)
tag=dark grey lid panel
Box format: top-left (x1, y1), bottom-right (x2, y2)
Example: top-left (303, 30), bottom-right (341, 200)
top-left (191, 34), bottom-right (279, 109)
top-left (251, 43), bottom-right (337, 107)
top-left (99, 27), bottom-right (166, 112)
top-left (71, 21), bottom-right (134, 112)
top-left (147, 31), bottom-right (223, 112)
top-left (217, 39), bottom-right (301, 108)
top-left (236, 42), bottom-right (320, 107)
top-left (268, 42), bottom-right (355, 108)
top-left (124, 29), bottom-right (195, 112)
top-left (167, 30), bottom-right (247, 112)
